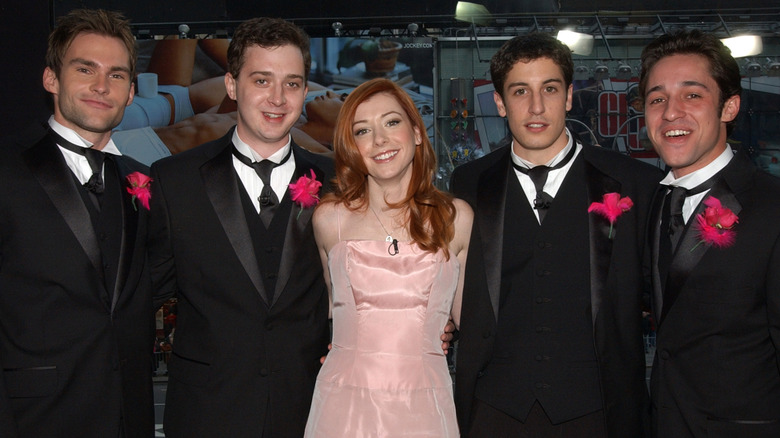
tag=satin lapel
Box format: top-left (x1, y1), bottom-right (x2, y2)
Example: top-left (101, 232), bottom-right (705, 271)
top-left (110, 157), bottom-right (139, 311)
top-left (649, 186), bottom-right (666, 321)
top-left (661, 179), bottom-right (742, 321)
top-left (584, 159), bottom-right (622, 325)
top-left (478, 152), bottom-right (509, 321)
top-left (274, 148), bottom-right (323, 307)
top-left (23, 136), bottom-right (103, 276)
top-left (202, 144), bottom-right (268, 302)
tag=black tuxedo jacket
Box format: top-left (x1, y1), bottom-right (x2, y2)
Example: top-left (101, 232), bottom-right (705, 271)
top-left (451, 144), bottom-right (662, 437)
top-left (0, 124), bottom-right (154, 437)
top-left (649, 151), bottom-right (780, 438)
top-left (149, 128), bottom-right (332, 438)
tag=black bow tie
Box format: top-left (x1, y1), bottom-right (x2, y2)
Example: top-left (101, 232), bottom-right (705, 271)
top-left (511, 144), bottom-right (577, 222)
top-left (50, 130), bottom-right (105, 194)
top-left (232, 144), bottom-right (292, 227)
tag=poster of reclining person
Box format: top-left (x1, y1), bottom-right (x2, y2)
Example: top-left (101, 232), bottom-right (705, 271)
top-left (111, 36), bottom-right (434, 166)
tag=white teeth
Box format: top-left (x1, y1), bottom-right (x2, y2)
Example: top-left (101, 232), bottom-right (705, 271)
top-left (264, 113), bottom-right (283, 119)
top-left (528, 123), bottom-right (544, 128)
top-left (374, 150), bottom-right (398, 160)
top-left (665, 129), bottom-right (690, 137)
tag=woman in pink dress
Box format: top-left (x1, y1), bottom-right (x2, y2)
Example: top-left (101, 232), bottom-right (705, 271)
top-left (305, 78), bottom-right (473, 437)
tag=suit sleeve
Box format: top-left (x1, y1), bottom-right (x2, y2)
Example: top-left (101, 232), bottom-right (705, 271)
top-left (0, 368), bottom-right (18, 437)
top-left (148, 164), bottom-right (178, 309)
top-left (768, 231), bottom-right (780, 372)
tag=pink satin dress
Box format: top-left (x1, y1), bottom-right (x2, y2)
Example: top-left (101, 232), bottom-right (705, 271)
top-left (304, 240), bottom-right (460, 437)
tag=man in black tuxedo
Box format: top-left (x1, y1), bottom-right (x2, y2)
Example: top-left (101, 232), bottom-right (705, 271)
top-left (0, 9), bottom-right (154, 437)
top-left (642, 30), bottom-right (780, 438)
top-left (450, 33), bottom-right (662, 437)
top-left (148, 18), bottom-right (332, 437)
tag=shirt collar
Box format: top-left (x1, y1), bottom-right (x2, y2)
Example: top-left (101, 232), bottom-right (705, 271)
top-left (660, 145), bottom-right (734, 189)
top-left (232, 130), bottom-right (292, 163)
top-left (48, 116), bottom-right (122, 156)
top-left (511, 128), bottom-right (575, 169)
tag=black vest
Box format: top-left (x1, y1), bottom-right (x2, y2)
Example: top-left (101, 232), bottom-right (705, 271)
top-left (475, 156), bottom-right (603, 423)
top-left (74, 156), bottom-right (124, 305)
top-left (238, 179), bottom-right (293, 305)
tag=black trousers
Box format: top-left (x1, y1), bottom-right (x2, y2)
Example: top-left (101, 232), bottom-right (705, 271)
top-left (468, 399), bottom-right (606, 438)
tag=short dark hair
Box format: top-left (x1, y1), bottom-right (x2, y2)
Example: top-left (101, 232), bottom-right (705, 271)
top-left (46, 9), bottom-right (136, 78)
top-left (227, 17), bottom-right (311, 82)
top-left (639, 30), bottom-right (742, 132)
top-left (490, 32), bottom-right (573, 98)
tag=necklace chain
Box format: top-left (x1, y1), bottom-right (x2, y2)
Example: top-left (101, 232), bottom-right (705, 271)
top-left (369, 206), bottom-right (395, 243)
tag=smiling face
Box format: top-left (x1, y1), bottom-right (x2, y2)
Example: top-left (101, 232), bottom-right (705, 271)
top-left (225, 44), bottom-right (308, 155)
top-left (494, 57), bottom-right (573, 165)
top-left (43, 32), bottom-right (134, 148)
top-left (352, 92), bottom-right (422, 188)
top-left (644, 53), bottom-right (740, 178)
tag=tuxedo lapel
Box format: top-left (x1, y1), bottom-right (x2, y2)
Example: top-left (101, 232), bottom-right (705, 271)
top-left (23, 135), bottom-right (103, 279)
top-left (110, 157), bottom-right (140, 311)
top-left (583, 155), bottom-right (622, 325)
top-left (661, 178), bottom-right (743, 322)
top-left (649, 186), bottom-right (666, 320)
top-left (273, 146), bottom-right (324, 307)
top-left (478, 151), bottom-right (510, 321)
top-left (201, 142), bottom-right (268, 302)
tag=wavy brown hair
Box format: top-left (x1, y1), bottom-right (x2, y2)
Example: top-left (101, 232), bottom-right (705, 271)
top-left (324, 78), bottom-right (456, 258)
top-left (46, 9), bottom-right (136, 78)
top-left (639, 30), bottom-right (742, 135)
top-left (227, 17), bottom-right (311, 83)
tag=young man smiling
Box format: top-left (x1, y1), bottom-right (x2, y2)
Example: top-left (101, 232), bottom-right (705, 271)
top-left (641, 30), bottom-right (780, 438)
top-left (0, 9), bottom-right (154, 437)
top-left (148, 17), bottom-right (333, 437)
top-left (450, 32), bottom-right (662, 437)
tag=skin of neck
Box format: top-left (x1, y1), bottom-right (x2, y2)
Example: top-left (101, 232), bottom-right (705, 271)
top-left (366, 177), bottom-right (408, 211)
top-left (512, 130), bottom-right (570, 166)
top-left (53, 113), bottom-right (112, 151)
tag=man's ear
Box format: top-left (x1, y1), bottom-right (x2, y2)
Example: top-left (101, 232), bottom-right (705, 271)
top-left (125, 81), bottom-right (135, 107)
top-left (43, 67), bottom-right (59, 95)
top-left (493, 91), bottom-right (507, 118)
top-left (720, 94), bottom-right (740, 123)
top-left (224, 72), bottom-right (237, 100)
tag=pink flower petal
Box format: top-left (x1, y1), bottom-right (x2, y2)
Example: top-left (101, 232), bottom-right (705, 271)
top-left (588, 192), bottom-right (633, 225)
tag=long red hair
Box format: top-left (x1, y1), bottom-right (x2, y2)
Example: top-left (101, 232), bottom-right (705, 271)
top-left (323, 78), bottom-right (455, 258)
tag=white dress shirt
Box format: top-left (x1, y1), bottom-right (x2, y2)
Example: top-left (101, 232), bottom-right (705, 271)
top-left (510, 128), bottom-right (582, 224)
top-left (49, 116), bottom-right (122, 185)
top-left (659, 146), bottom-right (734, 223)
top-left (231, 131), bottom-right (296, 214)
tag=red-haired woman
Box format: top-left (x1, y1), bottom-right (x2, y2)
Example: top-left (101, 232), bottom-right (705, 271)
top-left (304, 79), bottom-right (472, 437)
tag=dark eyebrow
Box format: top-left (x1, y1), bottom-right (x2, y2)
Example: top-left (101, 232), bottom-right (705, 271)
top-left (246, 71), bottom-right (304, 82)
top-left (506, 77), bottom-right (564, 89)
top-left (69, 57), bottom-right (130, 75)
top-left (646, 80), bottom-right (709, 97)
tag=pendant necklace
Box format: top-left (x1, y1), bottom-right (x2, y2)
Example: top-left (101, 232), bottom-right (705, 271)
top-left (369, 205), bottom-right (400, 256)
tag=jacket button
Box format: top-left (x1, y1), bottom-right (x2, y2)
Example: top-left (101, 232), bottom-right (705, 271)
top-left (260, 368), bottom-right (268, 376)
top-left (660, 350), bottom-right (670, 360)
